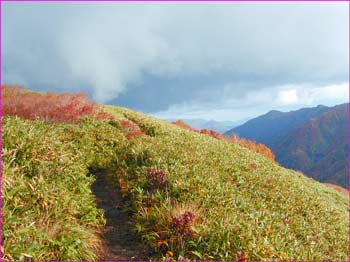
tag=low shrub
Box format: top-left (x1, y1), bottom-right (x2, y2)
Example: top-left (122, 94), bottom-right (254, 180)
top-left (224, 134), bottom-right (275, 161)
top-left (146, 168), bottom-right (167, 189)
top-left (171, 119), bottom-right (275, 160)
top-left (171, 120), bottom-right (195, 131)
top-left (2, 85), bottom-right (113, 123)
top-left (199, 129), bottom-right (222, 140)
top-left (119, 119), bottom-right (146, 140)
top-left (171, 211), bottom-right (195, 237)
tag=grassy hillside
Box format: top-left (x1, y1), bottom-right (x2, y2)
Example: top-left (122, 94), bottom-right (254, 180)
top-left (2, 87), bottom-right (348, 260)
top-left (2, 117), bottom-right (126, 260)
top-left (104, 105), bottom-right (348, 260)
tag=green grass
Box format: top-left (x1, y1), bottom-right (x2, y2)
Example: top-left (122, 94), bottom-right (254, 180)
top-left (2, 104), bottom-right (348, 260)
top-left (2, 116), bottom-right (128, 260)
top-left (104, 105), bottom-right (348, 260)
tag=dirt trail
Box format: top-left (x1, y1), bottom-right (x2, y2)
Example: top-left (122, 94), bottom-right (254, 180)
top-left (91, 170), bottom-right (151, 260)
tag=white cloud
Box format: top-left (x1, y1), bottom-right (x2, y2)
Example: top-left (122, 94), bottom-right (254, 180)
top-left (298, 83), bottom-right (348, 105)
top-left (277, 89), bottom-right (298, 105)
top-left (153, 82), bottom-right (349, 121)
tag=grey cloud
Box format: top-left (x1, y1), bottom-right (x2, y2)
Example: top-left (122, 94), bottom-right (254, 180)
top-left (3, 2), bottom-right (348, 114)
top-left (153, 83), bottom-right (349, 121)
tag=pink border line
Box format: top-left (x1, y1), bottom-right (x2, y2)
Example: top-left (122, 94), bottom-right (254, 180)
top-left (1, 0), bottom-right (349, 2)
top-left (348, 1), bottom-right (350, 260)
top-left (0, 0), bottom-right (3, 260)
top-left (0, 1), bottom-right (349, 261)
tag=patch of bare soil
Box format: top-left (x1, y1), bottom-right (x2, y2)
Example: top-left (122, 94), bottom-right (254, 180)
top-left (91, 170), bottom-right (151, 261)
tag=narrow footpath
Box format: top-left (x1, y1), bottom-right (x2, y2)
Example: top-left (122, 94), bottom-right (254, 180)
top-left (91, 170), bottom-right (151, 260)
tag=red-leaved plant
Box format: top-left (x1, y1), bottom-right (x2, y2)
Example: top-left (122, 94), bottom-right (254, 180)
top-left (146, 168), bottom-right (167, 189)
top-left (2, 85), bottom-right (113, 123)
top-left (172, 119), bottom-right (275, 161)
top-left (171, 211), bottom-right (195, 238)
top-left (119, 119), bottom-right (145, 140)
top-left (199, 129), bottom-right (222, 140)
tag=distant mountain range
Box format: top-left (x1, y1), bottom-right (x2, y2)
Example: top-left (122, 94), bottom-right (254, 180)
top-left (166, 118), bottom-right (244, 133)
top-left (226, 104), bottom-right (349, 188)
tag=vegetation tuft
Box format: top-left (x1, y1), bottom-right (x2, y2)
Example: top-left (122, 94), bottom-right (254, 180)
top-left (172, 120), bottom-right (275, 160)
top-left (2, 85), bottom-right (113, 123)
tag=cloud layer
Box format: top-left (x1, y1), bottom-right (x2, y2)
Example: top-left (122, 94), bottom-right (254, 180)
top-left (3, 2), bottom-right (349, 120)
top-left (153, 83), bottom-right (349, 121)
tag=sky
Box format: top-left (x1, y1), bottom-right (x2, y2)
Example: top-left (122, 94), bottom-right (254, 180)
top-left (3, 2), bottom-right (349, 121)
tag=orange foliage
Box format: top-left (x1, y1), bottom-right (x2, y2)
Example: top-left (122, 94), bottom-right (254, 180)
top-left (172, 119), bottom-right (275, 161)
top-left (224, 134), bottom-right (275, 161)
top-left (119, 119), bottom-right (145, 140)
top-left (249, 163), bottom-right (258, 170)
top-left (199, 129), bottom-right (222, 140)
top-left (171, 120), bottom-right (195, 131)
top-left (2, 85), bottom-right (113, 123)
top-left (323, 183), bottom-right (348, 196)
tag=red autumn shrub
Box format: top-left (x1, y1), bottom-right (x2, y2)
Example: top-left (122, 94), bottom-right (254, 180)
top-left (119, 119), bottom-right (140, 131)
top-left (199, 129), bottom-right (222, 140)
top-left (2, 85), bottom-right (114, 123)
top-left (172, 119), bottom-right (275, 161)
top-left (146, 168), bottom-right (167, 189)
top-left (224, 134), bottom-right (275, 161)
top-left (119, 119), bottom-right (145, 139)
top-left (171, 120), bottom-right (196, 131)
top-left (172, 121), bottom-right (222, 139)
top-left (236, 252), bottom-right (247, 262)
top-left (127, 130), bottom-right (145, 140)
top-left (323, 183), bottom-right (348, 195)
top-left (171, 211), bottom-right (195, 238)
top-left (249, 163), bottom-right (258, 170)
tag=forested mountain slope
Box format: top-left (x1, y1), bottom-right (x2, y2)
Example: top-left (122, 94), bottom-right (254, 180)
top-left (227, 104), bottom-right (349, 187)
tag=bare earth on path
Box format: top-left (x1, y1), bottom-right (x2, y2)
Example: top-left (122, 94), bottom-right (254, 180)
top-left (91, 170), bottom-right (151, 261)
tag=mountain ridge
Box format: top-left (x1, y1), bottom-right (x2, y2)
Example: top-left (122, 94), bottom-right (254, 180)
top-left (226, 105), bottom-right (332, 147)
top-left (274, 103), bottom-right (349, 187)
top-left (227, 103), bottom-right (349, 187)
